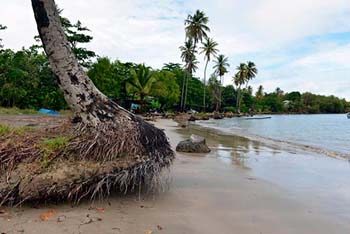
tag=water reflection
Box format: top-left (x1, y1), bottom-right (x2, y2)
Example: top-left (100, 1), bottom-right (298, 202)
top-left (176, 123), bottom-right (350, 223)
top-left (176, 126), bottom-right (272, 169)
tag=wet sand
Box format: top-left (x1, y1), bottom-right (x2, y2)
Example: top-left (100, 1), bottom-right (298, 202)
top-left (1, 118), bottom-right (350, 233)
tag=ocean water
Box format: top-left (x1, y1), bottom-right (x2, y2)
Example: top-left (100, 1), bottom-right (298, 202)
top-left (195, 114), bottom-right (350, 157)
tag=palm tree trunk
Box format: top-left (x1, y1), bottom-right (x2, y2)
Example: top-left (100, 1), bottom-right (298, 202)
top-left (236, 85), bottom-right (241, 113)
top-left (219, 75), bottom-right (223, 111)
top-left (32, 0), bottom-right (118, 126)
top-left (0, 0), bottom-right (174, 206)
top-left (203, 59), bottom-right (208, 112)
top-left (184, 71), bottom-right (190, 111)
top-left (180, 72), bottom-right (186, 112)
top-left (31, 0), bottom-right (173, 162)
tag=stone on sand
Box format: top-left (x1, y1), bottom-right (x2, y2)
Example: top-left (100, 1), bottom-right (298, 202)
top-left (176, 134), bottom-right (211, 153)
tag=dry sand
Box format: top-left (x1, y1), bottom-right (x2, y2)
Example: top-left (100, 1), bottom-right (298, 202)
top-left (1, 118), bottom-right (350, 234)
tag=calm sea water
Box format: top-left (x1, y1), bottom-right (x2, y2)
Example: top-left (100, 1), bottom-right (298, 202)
top-left (196, 114), bottom-right (350, 156)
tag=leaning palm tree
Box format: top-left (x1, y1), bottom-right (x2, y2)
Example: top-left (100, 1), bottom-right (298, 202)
top-left (200, 38), bottom-right (219, 111)
top-left (184, 10), bottom-right (210, 47)
top-left (213, 54), bottom-right (230, 110)
top-left (0, 0), bottom-right (174, 205)
top-left (234, 63), bottom-right (247, 113)
top-left (179, 40), bottom-right (196, 111)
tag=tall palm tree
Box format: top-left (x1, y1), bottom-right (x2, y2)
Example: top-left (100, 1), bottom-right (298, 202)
top-left (234, 62), bottom-right (258, 113)
top-left (179, 40), bottom-right (197, 111)
top-left (183, 53), bottom-right (199, 110)
top-left (200, 38), bottom-right (219, 111)
top-left (182, 10), bottom-right (210, 111)
top-left (256, 85), bottom-right (264, 99)
top-left (185, 10), bottom-right (210, 46)
top-left (234, 63), bottom-right (247, 113)
top-left (213, 54), bottom-right (230, 110)
top-left (208, 74), bottom-right (221, 111)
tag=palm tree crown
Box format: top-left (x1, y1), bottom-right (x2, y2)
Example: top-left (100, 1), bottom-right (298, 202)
top-left (213, 54), bottom-right (230, 77)
top-left (185, 10), bottom-right (210, 45)
top-left (179, 40), bottom-right (196, 65)
top-left (127, 64), bottom-right (155, 101)
top-left (245, 61), bottom-right (258, 84)
top-left (234, 63), bottom-right (247, 87)
top-left (200, 38), bottom-right (219, 61)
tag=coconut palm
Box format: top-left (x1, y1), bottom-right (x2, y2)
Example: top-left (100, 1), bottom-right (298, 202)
top-left (213, 54), bottom-right (230, 110)
top-left (184, 10), bottom-right (210, 46)
top-left (234, 62), bottom-right (258, 113)
top-left (200, 38), bottom-right (219, 111)
top-left (208, 74), bottom-right (221, 111)
top-left (179, 40), bottom-right (197, 111)
top-left (234, 63), bottom-right (247, 113)
top-left (183, 53), bottom-right (199, 110)
top-left (182, 10), bottom-right (210, 111)
top-left (127, 64), bottom-right (155, 109)
top-left (213, 54), bottom-right (230, 84)
top-left (256, 85), bottom-right (264, 99)
top-left (14, 0), bottom-right (174, 204)
top-left (245, 61), bottom-right (258, 89)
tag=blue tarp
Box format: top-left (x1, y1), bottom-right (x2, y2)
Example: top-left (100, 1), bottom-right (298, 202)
top-left (38, 108), bottom-right (60, 116)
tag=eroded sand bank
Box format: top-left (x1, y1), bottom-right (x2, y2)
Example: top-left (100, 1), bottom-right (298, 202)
top-left (1, 118), bottom-right (349, 234)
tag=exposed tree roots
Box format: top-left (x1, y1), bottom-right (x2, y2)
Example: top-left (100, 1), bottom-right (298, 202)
top-left (0, 117), bottom-right (174, 206)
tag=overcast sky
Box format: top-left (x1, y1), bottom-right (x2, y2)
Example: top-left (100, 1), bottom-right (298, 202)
top-left (1, 0), bottom-right (350, 100)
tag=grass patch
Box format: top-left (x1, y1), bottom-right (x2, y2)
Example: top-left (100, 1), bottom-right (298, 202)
top-left (0, 124), bottom-right (11, 135)
top-left (0, 124), bottom-right (33, 136)
top-left (41, 136), bottom-right (69, 152)
top-left (40, 136), bottom-right (70, 168)
top-left (0, 107), bottom-right (37, 115)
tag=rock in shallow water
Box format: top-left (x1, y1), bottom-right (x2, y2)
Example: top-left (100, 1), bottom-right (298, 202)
top-left (176, 134), bottom-right (211, 153)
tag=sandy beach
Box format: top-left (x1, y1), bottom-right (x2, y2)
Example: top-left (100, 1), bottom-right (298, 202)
top-left (1, 118), bottom-right (350, 234)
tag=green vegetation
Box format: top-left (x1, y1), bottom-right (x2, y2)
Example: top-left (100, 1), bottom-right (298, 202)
top-left (40, 136), bottom-right (69, 167)
top-left (0, 107), bottom-right (37, 115)
top-left (0, 10), bottom-right (349, 115)
top-left (41, 136), bottom-right (69, 153)
top-left (0, 124), bottom-right (10, 136)
top-left (0, 123), bottom-right (33, 136)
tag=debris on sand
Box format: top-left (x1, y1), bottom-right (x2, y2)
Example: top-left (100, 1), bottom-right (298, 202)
top-left (39, 209), bottom-right (56, 221)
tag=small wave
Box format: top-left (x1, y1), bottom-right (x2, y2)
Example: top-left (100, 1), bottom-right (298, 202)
top-left (192, 121), bottom-right (350, 160)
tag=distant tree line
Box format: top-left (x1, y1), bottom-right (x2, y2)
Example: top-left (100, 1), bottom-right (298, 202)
top-left (0, 10), bottom-right (349, 114)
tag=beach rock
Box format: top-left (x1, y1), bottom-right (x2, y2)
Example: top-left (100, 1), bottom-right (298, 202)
top-left (199, 114), bottom-right (210, 120)
top-left (213, 112), bottom-right (224, 119)
top-left (224, 112), bottom-right (234, 118)
top-left (176, 134), bottom-right (211, 153)
top-left (188, 115), bottom-right (198, 121)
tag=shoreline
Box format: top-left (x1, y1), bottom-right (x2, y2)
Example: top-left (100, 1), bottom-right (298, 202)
top-left (190, 114), bottom-right (350, 160)
top-left (0, 118), bottom-right (349, 233)
top-left (191, 119), bottom-right (350, 160)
